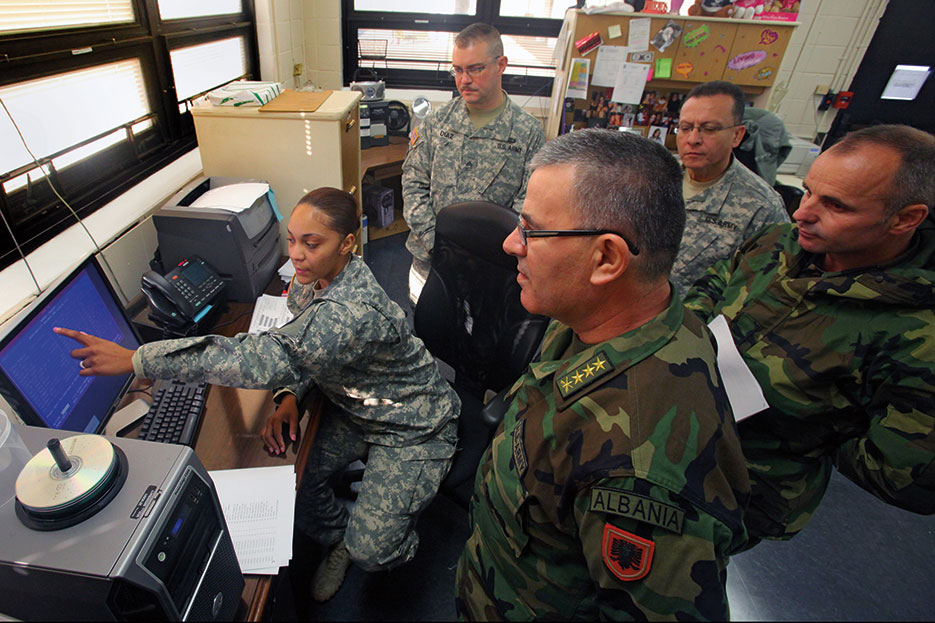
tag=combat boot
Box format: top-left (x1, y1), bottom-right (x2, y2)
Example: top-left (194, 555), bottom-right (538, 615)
top-left (311, 540), bottom-right (352, 602)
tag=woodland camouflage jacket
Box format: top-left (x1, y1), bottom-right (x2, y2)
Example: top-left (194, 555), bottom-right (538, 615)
top-left (457, 297), bottom-right (750, 620)
top-left (685, 221), bottom-right (935, 540)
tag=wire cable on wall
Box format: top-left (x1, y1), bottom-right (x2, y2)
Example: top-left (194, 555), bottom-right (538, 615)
top-left (0, 95), bottom-right (119, 297)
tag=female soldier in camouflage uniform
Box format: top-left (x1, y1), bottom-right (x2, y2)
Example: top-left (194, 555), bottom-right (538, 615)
top-left (55, 187), bottom-right (460, 602)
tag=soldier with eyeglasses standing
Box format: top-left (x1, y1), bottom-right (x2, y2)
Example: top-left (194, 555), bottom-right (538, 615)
top-left (671, 80), bottom-right (788, 295)
top-left (456, 129), bottom-right (751, 621)
top-left (402, 22), bottom-right (544, 306)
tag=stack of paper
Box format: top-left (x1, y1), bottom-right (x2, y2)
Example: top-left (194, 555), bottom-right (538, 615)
top-left (209, 465), bottom-right (296, 574)
top-left (247, 294), bottom-right (294, 334)
top-left (279, 258), bottom-right (295, 284)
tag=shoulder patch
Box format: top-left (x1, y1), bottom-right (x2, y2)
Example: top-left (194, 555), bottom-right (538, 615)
top-left (409, 126), bottom-right (419, 147)
top-left (512, 418), bottom-right (528, 477)
top-left (590, 487), bottom-right (684, 534)
top-left (602, 524), bottom-right (654, 582)
top-left (556, 350), bottom-right (615, 400)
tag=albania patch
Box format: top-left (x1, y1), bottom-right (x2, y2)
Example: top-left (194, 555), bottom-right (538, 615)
top-left (602, 523), bottom-right (654, 581)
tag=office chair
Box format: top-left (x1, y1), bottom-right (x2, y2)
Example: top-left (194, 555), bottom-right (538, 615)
top-left (414, 201), bottom-right (550, 508)
top-left (773, 182), bottom-right (804, 217)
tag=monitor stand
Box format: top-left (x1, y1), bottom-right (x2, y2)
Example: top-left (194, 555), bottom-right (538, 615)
top-left (104, 398), bottom-right (150, 437)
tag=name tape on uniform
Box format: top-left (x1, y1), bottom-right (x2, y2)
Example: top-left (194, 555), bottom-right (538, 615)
top-left (590, 487), bottom-right (684, 534)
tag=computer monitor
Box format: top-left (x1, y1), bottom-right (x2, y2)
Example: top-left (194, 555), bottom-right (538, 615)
top-left (0, 254), bottom-right (142, 434)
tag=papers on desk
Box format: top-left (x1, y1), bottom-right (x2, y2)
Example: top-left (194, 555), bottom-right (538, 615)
top-left (209, 465), bottom-right (295, 574)
top-left (248, 294), bottom-right (293, 334)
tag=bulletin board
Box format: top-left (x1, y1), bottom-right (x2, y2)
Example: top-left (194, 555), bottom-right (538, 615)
top-left (721, 23), bottom-right (794, 86)
top-left (545, 9), bottom-right (798, 139)
top-left (671, 21), bottom-right (739, 82)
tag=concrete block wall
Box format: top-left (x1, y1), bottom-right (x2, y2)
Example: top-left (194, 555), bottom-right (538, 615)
top-left (762, 0), bottom-right (887, 141)
top-left (255, 0), bottom-right (309, 88)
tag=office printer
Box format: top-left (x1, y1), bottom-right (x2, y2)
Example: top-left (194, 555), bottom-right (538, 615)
top-left (153, 176), bottom-right (280, 302)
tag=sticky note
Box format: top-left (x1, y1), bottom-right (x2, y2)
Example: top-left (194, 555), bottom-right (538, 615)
top-left (608, 24), bottom-right (622, 39)
top-left (655, 58), bottom-right (672, 79)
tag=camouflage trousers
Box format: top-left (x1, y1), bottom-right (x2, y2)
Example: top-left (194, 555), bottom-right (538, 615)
top-left (295, 402), bottom-right (456, 571)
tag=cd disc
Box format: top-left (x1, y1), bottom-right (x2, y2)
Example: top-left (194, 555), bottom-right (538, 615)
top-left (15, 434), bottom-right (118, 514)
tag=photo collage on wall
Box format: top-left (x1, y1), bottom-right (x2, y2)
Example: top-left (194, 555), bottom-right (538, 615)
top-left (569, 88), bottom-right (683, 144)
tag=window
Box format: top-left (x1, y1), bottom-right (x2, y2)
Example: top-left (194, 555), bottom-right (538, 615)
top-left (0, 0), bottom-right (258, 270)
top-left (343, 0), bottom-right (563, 95)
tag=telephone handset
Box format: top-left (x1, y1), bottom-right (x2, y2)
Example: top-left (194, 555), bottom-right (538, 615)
top-left (141, 256), bottom-right (226, 331)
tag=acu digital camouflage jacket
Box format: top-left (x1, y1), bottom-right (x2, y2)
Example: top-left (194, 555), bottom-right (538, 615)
top-left (134, 254), bottom-right (459, 451)
top-left (685, 222), bottom-right (935, 540)
top-left (456, 296), bottom-right (750, 621)
top-left (672, 156), bottom-right (789, 296)
top-left (401, 94), bottom-right (543, 268)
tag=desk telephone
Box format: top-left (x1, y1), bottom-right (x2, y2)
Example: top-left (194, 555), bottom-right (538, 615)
top-left (141, 255), bottom-right (226, 335)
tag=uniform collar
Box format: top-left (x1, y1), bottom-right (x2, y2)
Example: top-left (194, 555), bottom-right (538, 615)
top-left (447, 92), bottom-right (517, 141)
top-left (684, 156), bottom-right (742, 214)
top-left (525, 296), bottom-right (685, 407)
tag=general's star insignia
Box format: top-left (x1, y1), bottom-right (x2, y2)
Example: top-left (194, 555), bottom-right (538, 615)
top-left (556, 350), bottom-right (616, 400)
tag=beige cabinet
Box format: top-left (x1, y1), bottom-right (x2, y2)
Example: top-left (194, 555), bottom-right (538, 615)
top-left (191, 90), bottom-right (362, 254)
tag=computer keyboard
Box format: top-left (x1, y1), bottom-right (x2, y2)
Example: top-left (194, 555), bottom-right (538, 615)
top-left (138, 379), bottom-right (208, 447)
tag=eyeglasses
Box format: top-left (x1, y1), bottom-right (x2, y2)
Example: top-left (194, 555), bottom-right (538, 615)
top-left (516, 215), bottom-right (640, 255)
top-left (675, 123), bottom-right (742, 137)
top-left (449, 57), bottom-right (500, 79)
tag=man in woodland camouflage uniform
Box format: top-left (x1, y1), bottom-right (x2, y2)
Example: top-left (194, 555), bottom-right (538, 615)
top-left (456, 129), bottom-right (750, 620)
top-left (684, 124), bottom-right (935, 544)
top-left (672, 80), bottom-right (788, 295)
top-left (402, 22), bottom-right (544, 304)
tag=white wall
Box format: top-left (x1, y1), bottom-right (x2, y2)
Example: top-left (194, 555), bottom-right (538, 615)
top-left (758, 0), bottom-right (887, 141)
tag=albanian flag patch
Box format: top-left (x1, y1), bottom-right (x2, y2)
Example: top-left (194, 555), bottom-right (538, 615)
top-left (602, 523), bottom-right (654, 581)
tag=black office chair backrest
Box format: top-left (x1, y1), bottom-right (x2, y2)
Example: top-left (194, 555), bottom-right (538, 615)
top-left (414, 201), bottom-right (549, 398)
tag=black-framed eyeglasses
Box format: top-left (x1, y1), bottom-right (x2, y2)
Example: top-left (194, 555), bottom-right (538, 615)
top-left (516, 215), bottom-right (639, 255)
top-left (449, 56), bottom-right (501, 79)
top-left (675, 123), bottom-right (743, 137)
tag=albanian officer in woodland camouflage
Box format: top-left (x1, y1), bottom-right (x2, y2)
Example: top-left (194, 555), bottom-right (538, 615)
top-left (402, 22), bottom-right (544, 304)
top-left (456, 129), bottom-right (751, 620)
top-left (685, 125), bottom-right (935, 544)
top-left (56, 188), bottom-right (460, 603)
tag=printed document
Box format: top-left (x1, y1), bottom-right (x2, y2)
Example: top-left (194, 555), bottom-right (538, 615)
top-left (209, 465), bottom-right (295, 574)
top-left (248, 294), bottom-right (293, 334)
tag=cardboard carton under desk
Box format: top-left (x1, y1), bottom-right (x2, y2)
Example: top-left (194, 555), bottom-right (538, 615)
top-left (369, 208), bottom-right (409, 241)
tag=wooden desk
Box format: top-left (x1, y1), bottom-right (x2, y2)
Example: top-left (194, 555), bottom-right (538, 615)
top-left (129, 281), bottom-right (322, 621)
top-left (360, 136), bottom-right (409, 182)
top-left (360, 136), bottom-right (410, 241)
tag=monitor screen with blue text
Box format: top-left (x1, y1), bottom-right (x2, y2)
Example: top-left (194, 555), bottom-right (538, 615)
top-left (0, 255), bottom-right (141, 433)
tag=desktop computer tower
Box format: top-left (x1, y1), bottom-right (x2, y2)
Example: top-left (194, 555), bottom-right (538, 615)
top-left (0, 427), bottom-right (244, 621)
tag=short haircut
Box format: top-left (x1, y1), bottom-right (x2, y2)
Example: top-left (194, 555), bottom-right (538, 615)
top-left (296, 187), bottom-right (360, 238)
top-left (455, 23), bottom-right (504, 58)
top-left (684, 80), bottom-right (746, 125)
top-left (828, 124), bottom-right (935, 217)
top-left (529, 129), bottom-right (685, 281)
